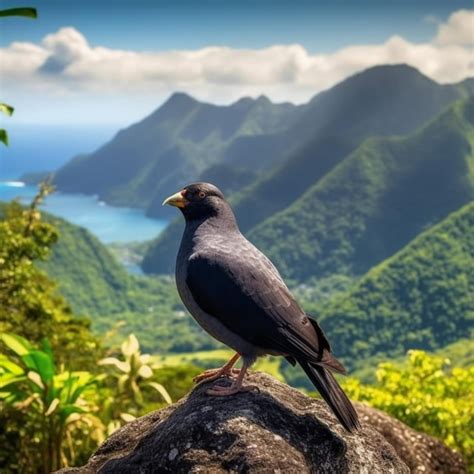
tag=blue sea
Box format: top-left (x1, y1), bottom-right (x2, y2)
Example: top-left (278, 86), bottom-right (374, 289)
top-left (0, 124), bottom-right (168, 244)
top-left (0, 182), bottom-right (167, 244)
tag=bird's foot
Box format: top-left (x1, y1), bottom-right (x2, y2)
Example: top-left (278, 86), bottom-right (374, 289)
top-left (206, 382), bottom-right (259, 397)
top-left (193, 367), bottom-right (241, 384)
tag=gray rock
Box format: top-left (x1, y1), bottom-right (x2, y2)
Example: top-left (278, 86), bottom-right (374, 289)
top-left (356, 404), bottom-right (467, 473)
top-left (60, 372), bottom-right (466, 473)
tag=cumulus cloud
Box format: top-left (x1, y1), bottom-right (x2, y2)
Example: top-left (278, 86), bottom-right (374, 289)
top-left (1, 10), bottom-right (473, 107)
top-left (433, 9), bottom-right (474, 45)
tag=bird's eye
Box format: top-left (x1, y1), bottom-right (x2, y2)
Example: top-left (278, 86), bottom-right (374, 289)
top-left (198, 191), bottom-right (206, 199)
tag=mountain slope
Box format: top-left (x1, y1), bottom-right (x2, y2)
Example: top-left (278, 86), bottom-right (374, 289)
top-left (143, 65), bottom-right (473, 274)
top-left (54, 93), bottom-right (302, 220)
top-left (248, 97), bottom-right (474, 281)
top-left (318, 201), bottom-right (474, 370)
top-left (41, 215), bottom-right (134, 316)
top-left (35, 214), bottom-right (221, 353)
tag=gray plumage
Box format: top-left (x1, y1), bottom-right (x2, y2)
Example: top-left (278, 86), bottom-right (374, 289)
top-left (166, 182), bottom-right (360, 431)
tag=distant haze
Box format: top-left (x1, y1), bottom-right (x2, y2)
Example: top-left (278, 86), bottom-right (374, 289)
top-left (0, 124), bottom-right (117, 180)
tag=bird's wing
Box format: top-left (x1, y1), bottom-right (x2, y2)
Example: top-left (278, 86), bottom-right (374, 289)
top-left (186, 244), bottom-right (340, 369)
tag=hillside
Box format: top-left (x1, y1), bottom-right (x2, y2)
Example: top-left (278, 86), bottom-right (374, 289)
top-left (143, 65), bottom-right (473, 274)
top-left (318, 201), bottom-right (474, 371)
top-left (34, 213), bottom-right (221, 353)
top-left (248, 97), bottom-right (474, 281)
top-left (54, 94), bottom-right (302, 220)
top-left (42, 215), bottom-right (132, 315)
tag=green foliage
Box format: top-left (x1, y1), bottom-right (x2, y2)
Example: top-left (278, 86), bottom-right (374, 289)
top-left (0, 333), bottom-right (103, 473)
top-left (351, 338), bottom-right (474, 384)
top-left (0, 103), bottom-right (14, 117)
top-left (292, 274), bottom-right (356, 314)
top-left (98, 334), bottom-right (171, 419)
top-left (40, 214), bottom-right (133, 316)
top-left (0, 186), bottom-right (100, 369)
top-left (0, 332), bottom-right (185, 472)
top-left (250, 98), bottom-right (474, 281)
top-left (434, 338), bottom-right (474, 368)
top-left (343, 350), bottom-right (474, 470)
top-left (319, 201), bottom-right (474, 368)
top-left (0, 7), bottom-right (37, 18)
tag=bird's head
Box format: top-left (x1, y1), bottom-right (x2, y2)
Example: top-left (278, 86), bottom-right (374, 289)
top-left (162, 182), bottom-right (231, 222)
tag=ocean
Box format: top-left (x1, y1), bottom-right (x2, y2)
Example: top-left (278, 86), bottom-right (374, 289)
top-left (0, 124), bottom-right (168, 244)
top-left (0, 182), bottom-right (167, 244)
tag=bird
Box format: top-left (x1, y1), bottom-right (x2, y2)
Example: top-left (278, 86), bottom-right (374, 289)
top-left (163, 182), bottom-right (360, 432)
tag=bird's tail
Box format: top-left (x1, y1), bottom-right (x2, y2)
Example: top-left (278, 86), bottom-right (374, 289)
top-left (298, 359), bottom-right (360, 432)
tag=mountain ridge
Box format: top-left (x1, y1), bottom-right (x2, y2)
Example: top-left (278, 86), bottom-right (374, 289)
top-left (54, 91), bottom-right (303, 217)
top-left (319, 200), bottom-right (474, 369)
top-left (143, 65), bottom-right (474, 274)
top-left (248, 97), bottom-right (474, 280)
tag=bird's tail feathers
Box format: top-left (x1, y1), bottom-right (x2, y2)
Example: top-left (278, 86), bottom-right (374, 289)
top-left (307, 316), bottom-right (347, 374)
top-left (319, 349), bottom-right (347, 374)
top-left (298, 359), bottom-right (360, 432)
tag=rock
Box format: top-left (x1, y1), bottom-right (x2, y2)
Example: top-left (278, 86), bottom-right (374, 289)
top-left (356, 404), bottom-right (467, 473)
top-left (60, 372), bottom-right (466, 473)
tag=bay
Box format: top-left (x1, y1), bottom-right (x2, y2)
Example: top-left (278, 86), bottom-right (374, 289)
top-left (0, 182), bottom-right (168, 244)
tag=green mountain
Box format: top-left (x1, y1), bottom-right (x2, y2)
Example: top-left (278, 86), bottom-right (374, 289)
top-left (41, 215), bottom-right (134, 316)
top-left (249, 97), bottom-right (474, 281)
top-left (143, 65), bottom-right (473, 274)
top-left (54, 93), bottom-right (302, 220)
top-left (38, 214), bottom-right (220, 353)
top-left (319, 201), bottom-right (474, 371)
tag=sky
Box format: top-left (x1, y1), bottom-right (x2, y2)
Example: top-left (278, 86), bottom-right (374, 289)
top-left (0, 0), bottom-right (473, 126)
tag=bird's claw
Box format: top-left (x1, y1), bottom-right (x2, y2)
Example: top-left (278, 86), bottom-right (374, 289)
top-left (193, 367), bottom-right (241, 384)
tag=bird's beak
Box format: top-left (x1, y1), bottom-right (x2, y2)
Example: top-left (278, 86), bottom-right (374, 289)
top-left (162, 190), bottom-right (188, 208)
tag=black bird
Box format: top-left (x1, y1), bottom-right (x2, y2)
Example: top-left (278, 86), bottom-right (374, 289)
top-left (163, 182), bottom-right (360, 431)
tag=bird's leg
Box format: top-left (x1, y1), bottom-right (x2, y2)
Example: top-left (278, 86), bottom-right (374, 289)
top-left (206, 360), bottom-right (259, 396)
top-left (193, 353), bottom-right (241, 384)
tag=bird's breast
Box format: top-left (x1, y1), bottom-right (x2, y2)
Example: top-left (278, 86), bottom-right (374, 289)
top-left (175, 240), bottom-right (262, 358)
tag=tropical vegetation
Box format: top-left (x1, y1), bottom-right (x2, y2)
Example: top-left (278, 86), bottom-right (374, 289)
top-left (343, 350), bottom-right (474, 470)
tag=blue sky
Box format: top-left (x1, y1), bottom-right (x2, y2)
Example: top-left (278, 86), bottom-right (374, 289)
top-left (1, 0), bottom-right (471, 51)
top-left (0, 1), bottom-right (473, 125)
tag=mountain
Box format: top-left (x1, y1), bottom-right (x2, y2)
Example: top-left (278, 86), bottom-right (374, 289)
top-left (318, 201), bottom-right (474, 370)
top-left (54, 93), bottom-right (303, 220)
top-left (37, 214), bottom-right (221, 353)
top-left (41, 215), bottom-right (133, 316)
top-left (243, 97), bottom-right (474, 281)
top-left (232, 67), bottom-right (473, 230)
top-left (143, 65), bottom-right (474, 274)
top-left (248, 97), bottom-right (474, 280)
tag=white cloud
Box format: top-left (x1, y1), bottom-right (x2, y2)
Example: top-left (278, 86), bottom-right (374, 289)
top-left (0, 10), bottom-right (472, 123)
top-left (434, 9), bottom-right (474, 45)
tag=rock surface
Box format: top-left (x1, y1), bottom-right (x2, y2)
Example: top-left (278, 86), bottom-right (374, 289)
top-left (60, 372), bottom-right (466, 473)
top-left (355, 404), bottom-right (467, 473)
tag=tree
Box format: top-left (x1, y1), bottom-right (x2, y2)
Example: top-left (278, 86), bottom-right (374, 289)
top-left (0, 183), bottom-right (100, 369)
